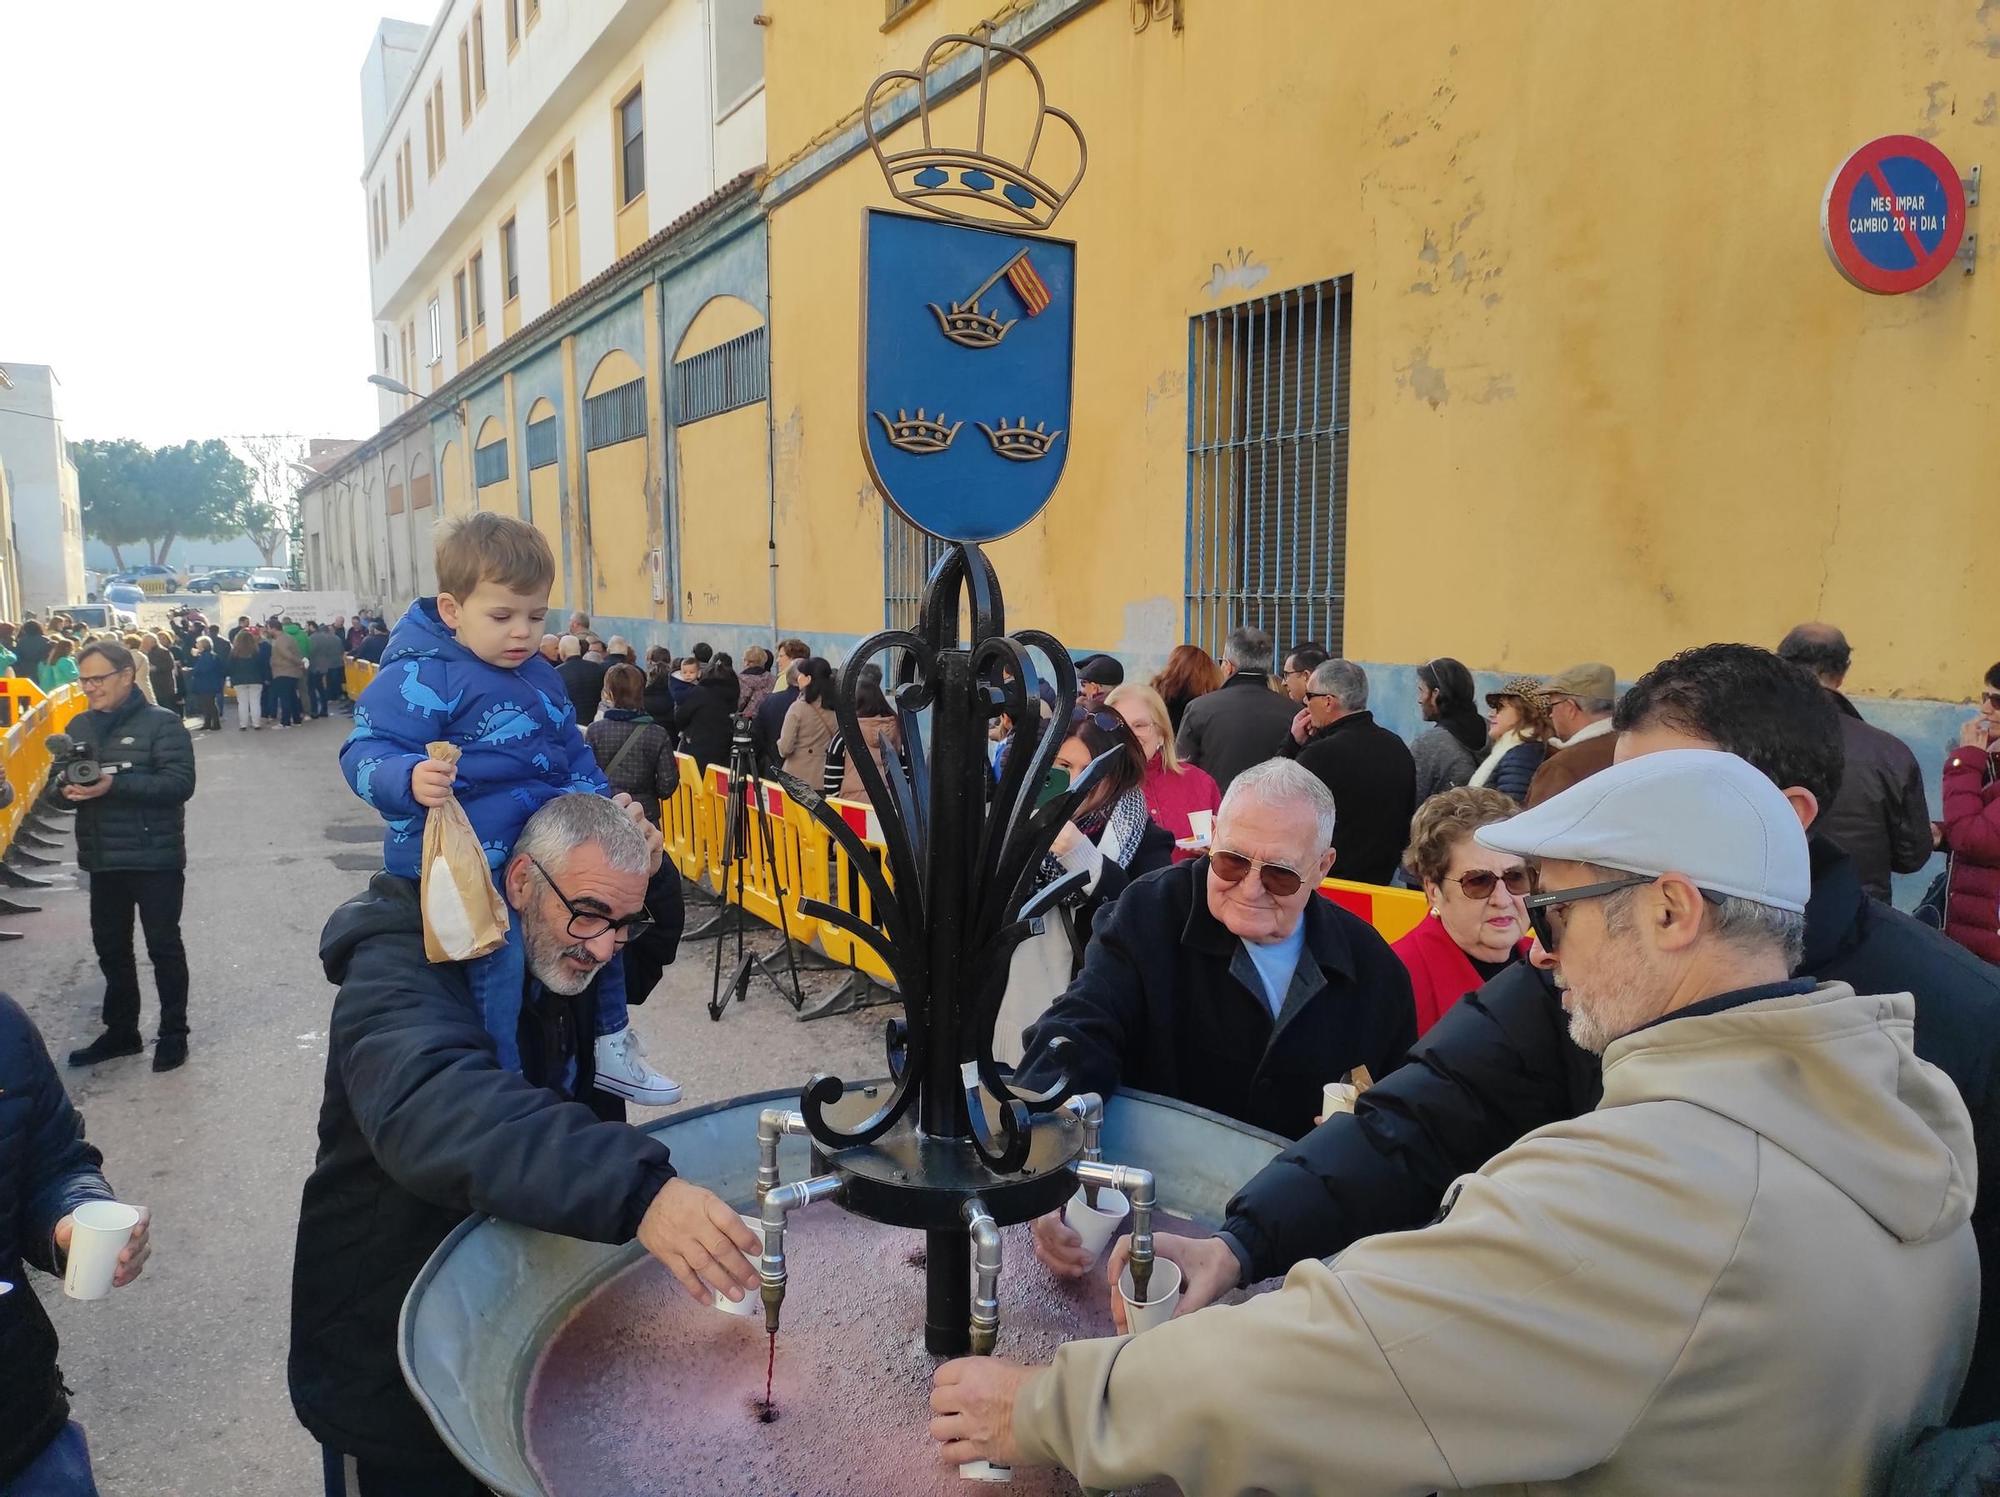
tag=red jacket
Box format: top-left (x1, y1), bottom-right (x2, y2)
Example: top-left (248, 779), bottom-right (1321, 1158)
top-left (1390, 910), bottom-right (1529, 1035)
top-left (1942, 744), bottom-right (2000, 966)
top-left (1142, 756), bottom-right (1222, 863)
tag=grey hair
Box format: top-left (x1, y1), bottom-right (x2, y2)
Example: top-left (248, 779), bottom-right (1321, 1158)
top-left (1591, 864), bottom-right (1806, 972)
top-left (1218, 758), bottom-right (1336, 851)
top-left (1571, 694), bottom-right (1616, 715)
top-left (1222, 625), bottom-right (1274, 673)
top-left (1307, 658), bottom-right (1368, 711)
top-left (515, 793), bottom-right (652, 877)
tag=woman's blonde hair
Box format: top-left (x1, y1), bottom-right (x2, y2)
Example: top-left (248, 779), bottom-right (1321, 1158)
top-left (1402, 785), bottom-right (1520, 886)
top-left (1103, 681), bottom-right (1180, 774)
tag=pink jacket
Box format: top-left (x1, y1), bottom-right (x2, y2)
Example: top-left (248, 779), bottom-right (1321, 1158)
top-left (1942, 744), bottom-right (2000, 966)
top-left (1141, 755), bottom-right (1221, 862)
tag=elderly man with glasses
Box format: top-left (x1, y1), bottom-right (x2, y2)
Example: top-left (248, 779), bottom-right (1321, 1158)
top-left (290, 793), bottom-right (760, 1496)
top-left (1013, 757), bottom-right (1414, 1278)
top-left (62, 641), bottom-right (198, 1074)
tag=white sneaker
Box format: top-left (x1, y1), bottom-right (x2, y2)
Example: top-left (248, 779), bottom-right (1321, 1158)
top-left (594, 1027), bottom-right (682, 1105)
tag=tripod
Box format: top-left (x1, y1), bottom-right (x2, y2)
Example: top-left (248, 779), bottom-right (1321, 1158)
top-left (707, 717), bottom-right (807, 1021)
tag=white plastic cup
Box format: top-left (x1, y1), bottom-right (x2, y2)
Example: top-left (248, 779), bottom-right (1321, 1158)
top-left (1322, 1080), bottom-right (1359, 1119)
top-left (1062, 1186), bottom-right (1129, 1261)
top-left (960, 1460), bottom-right (1013, 1482)
top-left (1117, 1257), bottom-right (1184, 1334)
top-left (1187, 809), bottom-right (1213, 841)
top-left (63, 1201), bottom-right (139, 1301)
top-left (714, 1214), bottom-right (764, 1317)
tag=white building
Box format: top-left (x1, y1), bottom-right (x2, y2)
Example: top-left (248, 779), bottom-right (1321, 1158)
top-left (0, 364), bottom-right (87, 614)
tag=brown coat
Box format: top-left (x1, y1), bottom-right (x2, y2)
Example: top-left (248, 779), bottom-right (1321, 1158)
top-left (1524, 721), bottom-right (1617, 807)
top-left (837, 715), bottom-right (902, 803)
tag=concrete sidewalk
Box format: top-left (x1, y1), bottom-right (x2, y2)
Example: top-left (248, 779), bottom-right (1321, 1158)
top-left (9, 711), bottom-right (887, 1495)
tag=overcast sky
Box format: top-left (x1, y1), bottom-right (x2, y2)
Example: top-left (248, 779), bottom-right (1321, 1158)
top-left (0, 1), bottom-right (426, 445)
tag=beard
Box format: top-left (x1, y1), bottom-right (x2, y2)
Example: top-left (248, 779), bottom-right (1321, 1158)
top-left (1562, 934), bottom-right (1663, 1055)
top-left (524, 918), bottom-right (604, 996)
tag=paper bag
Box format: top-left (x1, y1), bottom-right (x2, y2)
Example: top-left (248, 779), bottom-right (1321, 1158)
top-left (419, 741), bottom-right (510, 963)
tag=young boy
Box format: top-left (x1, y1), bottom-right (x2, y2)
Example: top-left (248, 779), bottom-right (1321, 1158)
top-left (339, 513), bottom-right (678, 1104)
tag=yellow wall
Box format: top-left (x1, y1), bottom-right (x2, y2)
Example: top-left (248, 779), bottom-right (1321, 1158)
top-left (583, 347), bottom-right (655, 619)
top-left (680, 293), bottom-right (765, 357)
top-left (440, 441), bottom-right (470, 517)
top-left (473, 416), bottom-right (511, 512)
top-left (763, 0), bottom-right (2000, 698)
top-left (675, 402), bottom-right (771, 621)
top-left (523, 396), bottom-right (566, 609)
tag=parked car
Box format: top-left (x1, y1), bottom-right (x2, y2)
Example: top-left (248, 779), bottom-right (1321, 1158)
top-left (247, 568), bottom-right (287, 591)
top-left (60, 602), bottom-right (140, 632)
top-left (104, 583), bottom-right (147, 613)
top-left (188, 567), bottom-right (254, 592)
top-left (105, 563), bottom-right (183, 594)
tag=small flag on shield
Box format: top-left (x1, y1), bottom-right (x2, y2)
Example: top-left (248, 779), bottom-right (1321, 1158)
top-left (1004, 251), bottom-right (1052, 316)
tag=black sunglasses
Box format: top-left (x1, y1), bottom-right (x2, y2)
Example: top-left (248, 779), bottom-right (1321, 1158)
top-left (1208, 849), bottom-right (1308, 897)
top-left (1523, 874), bottom-right (1726, 953)
top-left (1068, 706), bottom-right (1125, 735)
top-left (528, 856), bottom-right (653, 945)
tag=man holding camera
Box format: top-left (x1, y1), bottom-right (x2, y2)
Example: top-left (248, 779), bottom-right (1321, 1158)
top-left (60, 642), bottom-right (197, 1073)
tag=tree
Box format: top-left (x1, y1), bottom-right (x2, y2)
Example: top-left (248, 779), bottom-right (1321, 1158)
top-left (232, 435), bottom-right (311, 569)
top-left (73, 437), bottom-right (251, 566)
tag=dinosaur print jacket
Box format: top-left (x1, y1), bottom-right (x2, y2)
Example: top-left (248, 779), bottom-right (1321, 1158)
top-left (340, 598), bottom-right (611, 879)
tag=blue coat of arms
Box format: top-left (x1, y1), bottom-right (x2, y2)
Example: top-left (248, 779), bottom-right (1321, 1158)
top-left (861, 208), bottom-right (1076, 544)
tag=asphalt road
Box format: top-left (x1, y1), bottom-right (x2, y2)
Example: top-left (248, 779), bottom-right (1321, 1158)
top-left (9, 709), bottom-right (888, 1495)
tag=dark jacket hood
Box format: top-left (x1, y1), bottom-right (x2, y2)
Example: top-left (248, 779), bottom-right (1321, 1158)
top-left (383, 597), bottom-right (475, 670)
top-left (320, 874), bottom-right (424, 985)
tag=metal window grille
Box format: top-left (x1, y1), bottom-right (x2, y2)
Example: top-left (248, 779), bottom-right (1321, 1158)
top-left (583, 378), bottom-right (647, 450)
top-left (1185, 278), bottom-right (1351, 660)
top-left (525, 415), bottom-right (559, 470)
top-left (672, 327), bottom-right (768, 423)
top-left (883, 507), bottom-right (949, 630)
top-left (474, 438), bottom-right (509, 487)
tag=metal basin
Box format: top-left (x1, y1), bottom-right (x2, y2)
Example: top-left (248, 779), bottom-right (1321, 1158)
top-left (399, 1086), bottom-right (1285, 1497)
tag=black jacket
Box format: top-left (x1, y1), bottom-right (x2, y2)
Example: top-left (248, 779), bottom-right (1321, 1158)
top-left (584, 709), bottom-right (679, 823)
top-left (557, 655), bottom-right (608, 726)
top-left (66, 690), bottom-right (196, 873)
top-left (1822, 689), bottom-right (1934, 901)
top-left (0, 994), bottom-right (114, 1483)
top-left (288, 876), bottom-right (678, 1467)
top-left (1294, 711), bottom-right (1418, 886)
top-left (754, 684), bottom-right (799, 772)
top-left (1173, 671), bottom-right (1299, 793)
top-left (676, 676), bottom-right (737, 772)
top-left (1016, 859), bottom-right (1416, 1140)
top-left (353, 632), bottom-right (389, 664)
top-left (1222, 837), bottom-right (2000, 1426)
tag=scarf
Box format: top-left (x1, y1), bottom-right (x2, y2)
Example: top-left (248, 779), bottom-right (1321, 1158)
top-left (1469, 728), bottom-right (1525, 790)
top-left (1034, 787), bottom-right (1152, 895)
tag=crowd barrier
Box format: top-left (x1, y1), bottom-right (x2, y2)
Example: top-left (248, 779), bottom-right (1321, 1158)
top-left (0, 680), bottom-right (87, 900)
top-left (340, 656), bottom-right (1428, 991)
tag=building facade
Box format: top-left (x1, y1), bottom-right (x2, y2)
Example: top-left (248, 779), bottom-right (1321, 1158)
top-left (0, 364), bottom-right (87, 614)
top-left (0, 459), bottom-right (21, 625)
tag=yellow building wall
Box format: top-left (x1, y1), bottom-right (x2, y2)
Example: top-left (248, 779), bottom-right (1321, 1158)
top-left (675, 402), bottom-right (772, 622)
top-left (763, 0), bottom-right (2000, 698)
top-left (439, 441), bottom-right (470, 518)
top-left (529, 463), bottom-right (566, 610)
top-left (474, 417), bottom-right (511, 513)
top-left (583, 347), bottom-right (655, 620)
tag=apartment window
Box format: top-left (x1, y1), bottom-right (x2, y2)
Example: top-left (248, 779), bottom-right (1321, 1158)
top-left (434, 79), bottom-right (447, 164)
top-left (525, 414), bottom-right (559, 470)
top-left (380, 332), bottom-right (390, 369)
top-left (583, 379), bottom-right (647, 450)
top-left (885, 0), bottom-right (927, 21)
top-left (368, 196), bottom-right (380, 260)
top-left (394, 153), bottom-right (406, 224)
top-left (427, 298), bottom-right (444, 364)
top-left (472, 6), bottom-right (488, 103)
top-left (458, 30), bottom-right (473, 123)
top-left (403, 137), bottom-right (415, 212)
top-left (474, 437), bottom-right (509, 487)
top-left (505, 0), bottom-right (520, 52)
top-left (500, 217), bottom-right (520, 301)
top-left (526, 0), bottom-right (540, 27)
top-left (1184, 278), bottom-right (1353, 658)
top-left (547, 149), bottom-right (579, 301)
top-left (673, 327), bottom-right (768, 422)
top-left (424, 96), bottom-right (436, 177)
top-left (378, 185), bottom-right (389, 245)
top-left (453, 271), bottom-right (468, 342)
top-left (470, 250), bottom-right (487, 326)
top-left (617, 87), bottom-right (645, 206)
top-left (712, 0), bottom-right (765, 118)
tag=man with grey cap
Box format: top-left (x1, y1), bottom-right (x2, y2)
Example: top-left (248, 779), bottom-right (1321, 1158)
top-left (1525, 660), bottom-right (1619, 806)
top-left (932, 749), bottom-right (1976, 1496)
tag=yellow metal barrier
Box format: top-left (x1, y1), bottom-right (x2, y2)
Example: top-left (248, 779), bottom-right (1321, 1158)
top-left (345, 656), bottom-right (377, 699)
top-left (0, 681), bottom-right (86, 865)
top-left (1318, 876), bottom-right (1429, 943)
top-left (660, 752), bottom-right (707, 886)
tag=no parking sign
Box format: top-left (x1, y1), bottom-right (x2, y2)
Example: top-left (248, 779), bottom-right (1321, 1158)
top-left (1821, 135), bottom-right (1968, 293)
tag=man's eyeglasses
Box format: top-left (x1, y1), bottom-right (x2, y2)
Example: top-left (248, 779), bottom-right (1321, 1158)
top-left (1521, 873), bottom-right (1723, 954)
top-left (77, 668), bottom-right (131, 689)
top-left (1208, 849), bottom-right (1309, 897)
top-left (1446, 867), bottom-right (1535, 900)
top-left (528, 856), bottom-right (653, 945)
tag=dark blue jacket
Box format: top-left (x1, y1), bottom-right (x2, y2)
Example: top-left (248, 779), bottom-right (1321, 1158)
top-left (187, 651), bottom-right (226, 696)
top-left (0, 995), bottom-right (113, 1482)
top-left (340, 599), bottom-right (609, 878)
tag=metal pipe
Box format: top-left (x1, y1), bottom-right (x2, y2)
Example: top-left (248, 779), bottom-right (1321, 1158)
top-left (1077, 1160), bottom-right (1156, 1311)
top-left (963, 1197), bottom-right (1001, 1357)
top-left (755, 1107), bottom-right (808, 1205)
top-left (1061, 1092), bottom-right (1104, 1165)
top-left (758, 1172), bottom-right (842, 1334)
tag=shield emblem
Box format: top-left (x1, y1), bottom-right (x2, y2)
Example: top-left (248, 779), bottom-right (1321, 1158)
top-left (861, 207), bottom-right (1076, 544)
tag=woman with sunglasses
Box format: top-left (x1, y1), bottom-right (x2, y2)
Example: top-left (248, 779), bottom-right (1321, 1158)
top-left (1469, 675), bottom-right (1553, 802)
top-left (993, 706), bottom-right (1174, 1064)
top-left (1939, 661), bottom-right (2000, 965)
top-left (1392, 787), bottom-right (1532, 1033)
top-left (1411, 657), bottom-right (1486, 802)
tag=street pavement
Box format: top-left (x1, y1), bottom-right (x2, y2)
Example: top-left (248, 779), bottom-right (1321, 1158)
top-left (8, 707), bottom-right (889, 1495)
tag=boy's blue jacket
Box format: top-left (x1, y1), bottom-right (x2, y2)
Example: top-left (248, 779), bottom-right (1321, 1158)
top-left (341, 598), bottom-right (608, 877)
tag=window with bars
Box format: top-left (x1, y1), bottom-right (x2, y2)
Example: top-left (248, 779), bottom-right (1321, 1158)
top-left (1184, 277), bottom-right (1351, 660)
top-left (883, 507), bottom-right (949, 630)
top-left (474, 438), bottom-right (509, 487)
top-left (525, 414), bottom-right (559, 470)
top-left (672, 327), bottom-right (767, 423)
top-left (584, 378), bottom-right (647, 450)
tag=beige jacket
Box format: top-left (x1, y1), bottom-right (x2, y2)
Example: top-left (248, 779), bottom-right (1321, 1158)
top-left (1015, 983), bottom-right (1978, 1496)
top-left (777, 698), bottom-right (836, 788)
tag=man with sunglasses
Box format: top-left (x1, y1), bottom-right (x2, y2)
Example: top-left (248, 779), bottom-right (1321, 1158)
top-left (938, 749), bottom-right (1976, 1493)
top-left (60, 641), bottom-right (197, 1074)
top-left (1153, 643), bottom-right (2000, 1428)
top-left (290, 794), bottom-right (761, 1495)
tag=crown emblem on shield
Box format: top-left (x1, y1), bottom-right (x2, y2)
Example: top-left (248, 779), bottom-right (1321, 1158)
top-left (864, 22), bottom-right (1088, 233)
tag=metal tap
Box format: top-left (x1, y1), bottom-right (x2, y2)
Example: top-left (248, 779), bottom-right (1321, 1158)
top-left (758, 1172), bottom-right (842, 1333)
top-left (755, 1107), bottom-right (808, 1206)
top-left (963, 1196), bottom-right (1002, 1356)
top-left (1062, 1092), bottom-right (1106, 1205)
top-left (1075, 1159), bottom-right (1156, 1310)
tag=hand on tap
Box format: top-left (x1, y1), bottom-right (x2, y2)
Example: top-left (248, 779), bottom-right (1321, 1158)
top-left (637, 1178), bottom-right (761, 1304)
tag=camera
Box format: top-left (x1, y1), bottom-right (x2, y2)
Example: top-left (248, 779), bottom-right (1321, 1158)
top-left (45, 733), bottom-right (105, 789)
